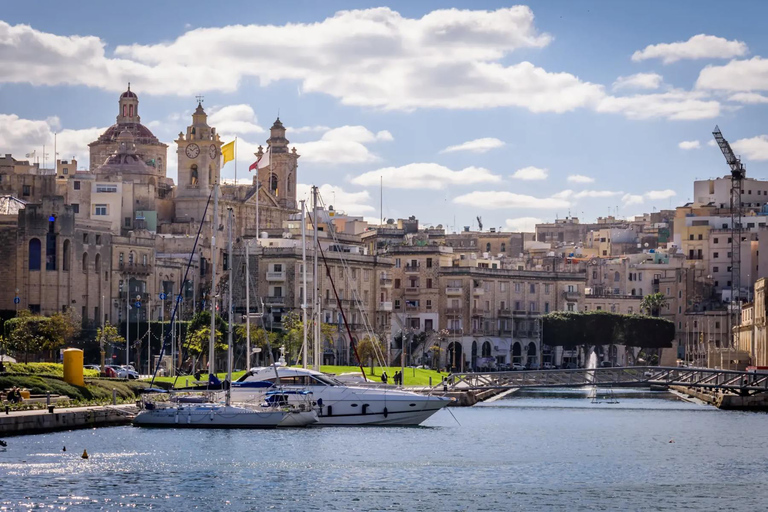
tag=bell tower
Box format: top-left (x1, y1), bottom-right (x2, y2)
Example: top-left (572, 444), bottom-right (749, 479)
top-left (176, 100), bottom-right (222, 198)
top-left (117, 83), bottom-right (140, 124)
top-left (255, 118), bottom-right (299, 209)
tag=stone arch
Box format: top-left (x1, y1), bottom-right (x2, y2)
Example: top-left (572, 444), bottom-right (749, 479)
top-left (471, 340), bottom-right (478, 368)
top-left (28, 238), bottom-right (41, 270)
top-left (270, 173), bottom-right (279, 195)
top-left (486, 242), bottom-right (491, 252)
top-left (481, 340), bottom-right (492, 357)
top-left (512, 342), bottom-right (522, 364)
top-left (191, 164), bottom-right (198, 186)
top-left (527, 342), bottom-right (537, 366)
top-left (447, 342), bottom-right (463, 371)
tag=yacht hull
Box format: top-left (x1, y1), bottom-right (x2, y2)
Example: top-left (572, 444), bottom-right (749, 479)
top-left (133, 404), bottom-right (317, 428)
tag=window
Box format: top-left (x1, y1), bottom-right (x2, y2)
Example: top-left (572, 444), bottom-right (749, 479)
top-left (95, 235), bottom-right (101, 245)
top-left (713, 266), bottom-right (719, 273)
top-left (426, 278), bottom-right (433, 288)
top-left (529, 302), bottom-right (536, 312)
top-left (544, 284), bottom-right (550, 295)
top-left (142, 254), bottom-right (147, 266)
top-left (689, 234), bottom-right (694, 240)
top-left (95, 254), bottom-right (101, 272)
top-left (273, 286), bottom-right (282, 297)
top-left (71, 204), bottom-right (79, 214)
top-left (395, 258), bottom-right (401, 268)
top-left (62, 239), bottom-right (71, 271)
top-left (698, 234), bottom-right (703, 240)
top-left (129, 252), bottom-right (134, 264)
top-left (394, 299), bottom-right (401, 310)
top-left (714, 238), bottom-right (719, 244)
top-left (529, 284), bottom-right (535, 293)
top-left (82, 252), bottom-right (88, 272)
top-left (74, 181), bottom-right (80, 190)
top-left (514, 283), bottom-right (521, 292)
top-left (22, 185), bottom-right (31, 196)
top-left (544, 302), bottom-right (550, 313)
top-left (425, 319), bottom-right (433, 331)
top-left (28, 238), bottom-right (41, 270)
top-left (514, 301), bottom-right (521, 311)
top-left (567, 303), bottom-right (575, 311)
top-left (274, 263), bottom-right (282, 272)
top-left (501, 242), bottom-right (506, 252)
top-left (94, 204), bottom-right (107, 216)
top-left (426, 258), bottom-right (433, 268)
top-left (124, 217), bottom-right (131, 228)
top-left (394, 278), bottom-right (401, 289)
top-left (486, 243), bottom-right (491, 252)
top-left (614, 271), bottom-right (620, 282)
top-left (96, 184), bottom-right (117, 193)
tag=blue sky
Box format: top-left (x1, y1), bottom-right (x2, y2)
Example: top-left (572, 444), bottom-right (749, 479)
top-left (3, 1), bottom-right (768, 231)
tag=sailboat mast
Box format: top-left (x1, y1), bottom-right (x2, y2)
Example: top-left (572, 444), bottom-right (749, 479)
top-left (301, 199), bottom-right (308, 369)
top-left (209, 181), bottom-right (218, 381)
top-left (226, 207), bottom-right (234, 406)
top-left (312, 186), bottom-right (320, 371)
top-left (245, 241), bottom-right (250, 371)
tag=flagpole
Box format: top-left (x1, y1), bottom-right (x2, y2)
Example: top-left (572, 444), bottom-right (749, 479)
top-left (234, 136), bottom-right (237, 188)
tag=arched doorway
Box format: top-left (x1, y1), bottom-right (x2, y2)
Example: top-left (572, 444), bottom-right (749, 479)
top-left (447, 342), bottom-right (463, 372)
top-left (481, 341), bottom-right (492, 357)
top-left (471, 341), bottom-right (478, 371)
top-left (512, 342), bottom-right (522, 365)
top-left (527, 342), bottom-right (537, 367)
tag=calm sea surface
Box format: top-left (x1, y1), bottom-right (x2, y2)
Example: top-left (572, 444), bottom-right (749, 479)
top-left (2, 389), bottom-right (768, 511)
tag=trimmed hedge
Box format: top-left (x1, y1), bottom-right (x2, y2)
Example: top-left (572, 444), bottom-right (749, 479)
top-left (0, 374), bottom-right (147, 401)
top-left (543, 311), bottom-right (675, 349)
top-left (3, 362), bottom-right (99, 378)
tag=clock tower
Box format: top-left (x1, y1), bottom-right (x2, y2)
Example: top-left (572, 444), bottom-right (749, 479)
top-left (176, 102), bottom-right (222, 198)
top-left (174, 101), bottom-right (222, 222)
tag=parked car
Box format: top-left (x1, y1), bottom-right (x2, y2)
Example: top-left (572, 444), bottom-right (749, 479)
top-left (542, 362), bottom-right (555, 370)
top-left (106, 365), bottom-right (139, 379)
top-left (512, 363), bottom-right (526, 371)
top-left (84, 364), bottom-right (101, 372)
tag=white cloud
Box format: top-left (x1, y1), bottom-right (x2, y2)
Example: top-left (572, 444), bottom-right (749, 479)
top-left (572, 190), bottom-right (622, 199)
top-left (696, 57), bottom-right (768, 92)
top-left (505, 217), bottom-right (542, 232)
top-left (453, 191), bottom-right (570, 209)
top-left (441, 137), bottom-right (505, 154)
top-left (287, 125), bottom-right (332, 134)
top-left (731, 135), bottom-right (768, 161)
top-left (597, 89), bottom-right (720, 120)
top-left (511, 166), bottom-right (548, 180)
top-left (678, 140), bottom-right (701, 150)
top-left (296, 183), bottom-right (374, 216)
top-left (632, 34), bottom-right (748, 64)
top-left (208, 104), bottom-right (264, 135)
top-left (707, 139), bottom-right (718, 147)
top-left (552, 190), bottom-right (574, 199)
top-left (622, 189), bottom-right (677, 206)
top-left (645, 189), bottom-right (676, 200)
top-left (294, 125), bottom-right (392, 164)
top-left (612, 72), bottom-right (663, 91)
top-left (0, 113), bottom-right (105, 169)
top-left (727, 92), bottom-right (768, 104)
top-left (353, 163), bottom-right (500, 190)
top-left (622, 194), bottom-right (645, 206)
top-left (567, 174), bottom-right (594, 183)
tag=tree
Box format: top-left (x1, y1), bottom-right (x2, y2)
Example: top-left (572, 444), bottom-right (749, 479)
top-left (186, 327), bottom-right (227, 356)
top-left (280, 311), bottom-right (335, 364)
top-left (356, 335), bottom-right (386, 373)
top-left (234, 324), bottom-right (278, 365)
top-left (640, 293), bottom-right (669, 317)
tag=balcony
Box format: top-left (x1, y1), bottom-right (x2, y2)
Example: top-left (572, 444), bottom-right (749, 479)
top-left (473, 287), bottom-right (484, 296)
top-left (405, 287), bottom-right (420, 295)
top-left (445, 307), bottom-right (462, 316)
top-left (405, 302), bottom-right (419, 311)
top-left (471, 307), bottom-right (489, 317)
top-left (379, 277), bottom-right (393, 288)
top-left (119, 262), bottom-right (152, 275)
top-left (404, 264), bottom-right (420, 274)
top-left (378, 301), bottom-right (393, 311)
top-left (498, 308), bottom-right (512, 317)
top-left (563, 290), bottom-right (580, 300)
top-left (266, 271), bottom-right (286, 281)
top-left (264, 296), bottom-right (285, 306)
top-left (446, 287), bottom-right (463, 295)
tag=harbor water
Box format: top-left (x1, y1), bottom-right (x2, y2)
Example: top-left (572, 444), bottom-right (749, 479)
top-left (2, 389), bottom-right (768, 511)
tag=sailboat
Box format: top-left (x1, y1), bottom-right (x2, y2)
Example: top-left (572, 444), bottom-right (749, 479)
top-left (230, 187), bottom-right (452, 425)
top-left (134, 185), bottom-right (317, 429)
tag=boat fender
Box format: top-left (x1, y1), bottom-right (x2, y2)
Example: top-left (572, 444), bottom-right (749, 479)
top-left (383, 407), bottom-right (388, 418)
top-left (327, 405), bottom-right (332, 417)
top-left (362, 404), bottom-right (369, 415)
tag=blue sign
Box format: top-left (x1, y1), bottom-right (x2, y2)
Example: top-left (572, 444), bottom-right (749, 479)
top-left (159, 293), bottom-right (167, 300)
top-left (134, 301), bottom-right (142, 308)
top-left (13, 296), bottom-right (20, 304)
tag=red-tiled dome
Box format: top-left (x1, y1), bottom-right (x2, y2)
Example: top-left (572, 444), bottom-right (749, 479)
top-left (94, 123), bottom-right (161, 146)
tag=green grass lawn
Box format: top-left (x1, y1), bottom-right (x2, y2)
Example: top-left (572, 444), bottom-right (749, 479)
top-left (147, 365), bottom-right (447, 388)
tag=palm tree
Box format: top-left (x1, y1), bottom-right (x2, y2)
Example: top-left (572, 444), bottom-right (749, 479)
top-left (640, 293), bottom-right (668, 317)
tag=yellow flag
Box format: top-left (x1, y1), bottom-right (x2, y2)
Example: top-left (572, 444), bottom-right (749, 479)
top-left (221, 140), bottom-right (235, 165)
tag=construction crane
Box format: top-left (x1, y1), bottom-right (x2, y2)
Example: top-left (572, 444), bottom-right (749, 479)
top-left (712, 126), bottom-right (745, 346)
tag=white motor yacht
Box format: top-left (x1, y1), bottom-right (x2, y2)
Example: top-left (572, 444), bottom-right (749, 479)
top-left (133, 400), bottom-right (317, 428)
top-left (231, 366), bottom-right (452, 426)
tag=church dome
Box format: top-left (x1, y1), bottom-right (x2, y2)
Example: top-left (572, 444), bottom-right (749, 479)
top-left (96, 130), bottom-right (153, 175)
top-left (95, 123), bottom-right (160, 146)
top-left (120, 84), bottom-right (137, 99)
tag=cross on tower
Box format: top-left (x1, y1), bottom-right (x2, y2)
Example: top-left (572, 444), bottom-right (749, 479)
top-left (196, 95), bottom-right (204, 105)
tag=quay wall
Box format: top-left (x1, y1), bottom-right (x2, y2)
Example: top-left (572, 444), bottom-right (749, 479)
top-left (0, 405), bottom-right (138, 436)
top-left (671, 386), bottom-right (768, 411)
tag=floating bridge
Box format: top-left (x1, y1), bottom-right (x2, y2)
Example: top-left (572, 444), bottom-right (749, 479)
top-left (444, 366), bottom-right (768, 396)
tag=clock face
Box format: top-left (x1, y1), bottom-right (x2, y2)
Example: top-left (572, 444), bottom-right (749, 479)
top-left (209, 144), bottom-right (217, 159)
top-left (185, 143), bottom-right (200, 159)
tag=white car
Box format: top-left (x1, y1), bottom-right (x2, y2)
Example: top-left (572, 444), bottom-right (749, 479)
top-left (512, 363), bottom-right (526, 371)
top-left (107, 365), bottom-right (140, 379)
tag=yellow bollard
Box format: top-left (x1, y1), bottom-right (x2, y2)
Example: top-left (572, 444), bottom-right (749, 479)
top-left (63, 349), bottom-right (85, 387)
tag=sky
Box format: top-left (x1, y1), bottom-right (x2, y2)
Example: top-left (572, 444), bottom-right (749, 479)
top-left (4, 0), bottom-right (768, 232)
